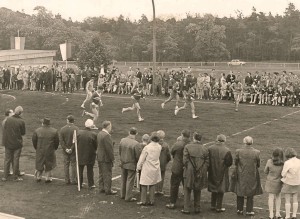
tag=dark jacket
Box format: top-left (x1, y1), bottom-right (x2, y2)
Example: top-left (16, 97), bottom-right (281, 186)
top-left (159, 140), bottom-right (171, 172)
top-left (97, 130), bottom-right (114, 163)
top-left (59, 123), bottom-right (79, 154)
top-left (119, 135), bottom-right (139, 170)
top-left (32, 126), bottom-right (59, 171)
top-left (171, 138), bottom-right (190, 175)
top-left (77, 128), bottom-right (97, 165)
top-left (183, 142), bottom-right (209, 190)
top-left (3, 114), bottom-right (25, 150)
top-left (208, 142), bottom-right (233, 193)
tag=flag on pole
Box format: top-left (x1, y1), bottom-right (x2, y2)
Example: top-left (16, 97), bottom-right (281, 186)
top-left (73, 130), bottom-right (81, 191)
top-left (60, 42), bottom-right (72, 61)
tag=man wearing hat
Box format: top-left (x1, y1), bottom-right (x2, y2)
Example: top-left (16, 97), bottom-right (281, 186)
top-left (59, 115), bottom-right (79, 184)
top-left (208, 134), bottom-right (233, 213)
top-left (32, 118), bottom-right (59, 182)
top-left (77, 119), bottom-right (97, 189)
top-left (2, 106), bottom-right (26, 181)
top-left (119, 127), bottom-right (140, 201)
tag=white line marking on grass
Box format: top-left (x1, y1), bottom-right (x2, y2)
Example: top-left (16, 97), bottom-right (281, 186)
top-left (0, 93), bottom-right (16, 103)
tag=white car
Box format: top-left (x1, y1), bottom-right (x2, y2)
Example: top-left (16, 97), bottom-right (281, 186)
top-left (227, 59), bottom-right (246, 66)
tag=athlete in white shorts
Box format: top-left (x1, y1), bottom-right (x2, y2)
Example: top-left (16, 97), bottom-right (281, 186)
top-left (81, 78), bottom-right (94, 109)
top-left (231, 80), bottom-right (243, 112)
top-left (122, 84), bottom-right (145, 122)
top-left (175, 83), bottom-right (198, 119)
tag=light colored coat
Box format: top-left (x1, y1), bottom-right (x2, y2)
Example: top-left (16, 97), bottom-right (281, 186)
top-left (281, 157), bottom-right (300, 186)
top-left (137, 141), bottom-right (162, 186)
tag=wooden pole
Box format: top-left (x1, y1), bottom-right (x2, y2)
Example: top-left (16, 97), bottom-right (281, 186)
top-left (73, 130), bottom-right (81, 191)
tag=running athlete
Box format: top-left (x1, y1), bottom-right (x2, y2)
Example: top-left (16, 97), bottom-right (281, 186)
top-left (82, 86), bottom-right (104, 129)
top-left (122, 84), bottom-right (145, 122)
top-left (161, 79), bottom-right (180, 110)
top-left (80, 77), bottom-right (95, 109)
top-left (175, 83), bottom-right (198, 119)
top-left (231, 79), bottom-right (243, 112)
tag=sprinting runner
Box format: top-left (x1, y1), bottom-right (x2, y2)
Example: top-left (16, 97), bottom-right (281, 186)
top-left (175, 83), bottom-right (198, 119)
top-left (122, 84), bottom-right (145, 122)
top-left (161, 79), bottom-right (180, 110)
top-left (82, 85), bottom-right (104, 129)
top-left (80, 77), bottom-right (95, 109)
top-left (231, 79), bottom-right (243, 112)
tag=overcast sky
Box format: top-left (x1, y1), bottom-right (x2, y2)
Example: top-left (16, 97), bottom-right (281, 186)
top-left (1, 0), bottom-right (298, 21)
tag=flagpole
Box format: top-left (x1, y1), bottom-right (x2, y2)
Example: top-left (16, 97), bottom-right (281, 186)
top-left (73, 130), bottom-right (81, 191)
top-left (65, 41), bottom-right (68, 69)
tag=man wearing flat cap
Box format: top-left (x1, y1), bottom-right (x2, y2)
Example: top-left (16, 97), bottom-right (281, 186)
top-left (32, 118), bottom-right (59, 183)
top-left (59, 115), bottom-right (79, 184)
top-left (208, 134), bottom-right (233, 213)
top-left (77, 119), bottom-right (97, 189)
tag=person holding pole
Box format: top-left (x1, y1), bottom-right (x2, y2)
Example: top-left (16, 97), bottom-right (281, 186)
top-left (59, 115), bottom-right (79, 185)
top-left (76, 119), bottom-right (97, 190)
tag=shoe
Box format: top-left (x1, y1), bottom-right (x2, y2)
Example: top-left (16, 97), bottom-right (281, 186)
top-left (99, 189), bottom-right (105, 194)
top-left (106, 190), bottom-right (117, 195)
top-left (19, 171), bottom-right (26, 176)
top-left (126, 198), bottom-right (137, 202)
top-left (45, 179), bottom-right (52, 183)
top-left (148, 202), bottom-right (154, 206)
top-left (216, 208), bottom-right (226, 213)
top-left (81, 104), bottom-right (85, 109)
top-left (161, 103), bottom-right (165, 109)
top-left (70, 181), bottom-right (77, 185)
top-left (166, 203), bottom-right (175, 209)
top-left (81, 110), bottom-right (86, 117)
top-left (192, 115), bottom-right (198, 119)
top-left (155, 191), bottom-right (164, 196)
top-left (89, 185), bottom-right (96, 189)
top-left (174, 109), bottom-right (178, 115)
top-left (138, 118), bottom-right (144, 122)
top-left (275, 216), bottom-right (282, 219)
top-left (14, 177), bottom-right (23, 182)
top-left (246, 211), bottom-right (255, 216)
top-left (237, 210), bottom-right (243, 215)
top-left (36, 179), bottom-right (42, 183)
top-left (181, 210), bottom-right (190, 215)
top-left (235, 108), bottom-right (238, 112)
top-left (137, 202), bottom-right (147, 206)
top-left (1, 177), bottom-right (7, 181)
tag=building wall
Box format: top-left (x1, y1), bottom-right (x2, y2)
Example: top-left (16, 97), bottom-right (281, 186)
top-left (0, 56), bottom-right (54, 68)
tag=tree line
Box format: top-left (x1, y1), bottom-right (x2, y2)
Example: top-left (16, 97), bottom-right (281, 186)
top-left (0, 3), bottom-right (300, 66)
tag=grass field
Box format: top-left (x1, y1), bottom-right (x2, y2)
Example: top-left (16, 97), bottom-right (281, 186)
top-left (0, 89), bottom-right (300, 219)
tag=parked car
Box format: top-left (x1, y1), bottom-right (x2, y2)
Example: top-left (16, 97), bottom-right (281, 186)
top-left (227, 59), bottom-right (246, 66)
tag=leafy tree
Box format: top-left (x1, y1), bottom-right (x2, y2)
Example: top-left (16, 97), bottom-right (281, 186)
top-left (76, 35), bottom-right (112, 69)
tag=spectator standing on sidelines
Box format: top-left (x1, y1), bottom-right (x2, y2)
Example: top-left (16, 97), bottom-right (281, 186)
top-left (119, 127), bottom-right (140, 202)
top-left (136, 132), bottom-right (162, 206)
top-left (77, 119), bottom-right (97, 189)
top-left (182, 132), bottom-right (209, 214)
top-left (97, 121), bottom-right (117, 195)
top-left (166, 129), bottom-right (191, 209)
top-left (59, 115), bottom-right (79, 185)
top-left (2, 106), bottom-right (26, 181)
top-left (32, 118), bottom-right (59, 183)
top-left (208, 134), bottom-right (233, 213)
top-left (155, 130), bottom-right (171, 195)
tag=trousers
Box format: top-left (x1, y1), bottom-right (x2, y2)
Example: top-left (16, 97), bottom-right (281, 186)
top-left (121, 168), bottom-right (136, 200)
top-left (98, 162), bottom-right (113, 193)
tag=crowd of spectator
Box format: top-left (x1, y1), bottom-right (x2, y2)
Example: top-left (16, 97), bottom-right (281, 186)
top-left (1, 64), bottom-right (300, 107)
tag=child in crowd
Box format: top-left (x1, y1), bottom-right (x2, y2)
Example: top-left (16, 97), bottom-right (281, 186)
top-left (264, 148), bottom-right (284, 219)
top-left (281, 147), bottom-right (300, 219)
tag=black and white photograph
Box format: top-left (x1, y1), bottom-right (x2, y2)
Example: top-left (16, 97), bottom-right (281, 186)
top-left (0, 0), bottom-right (300, 218)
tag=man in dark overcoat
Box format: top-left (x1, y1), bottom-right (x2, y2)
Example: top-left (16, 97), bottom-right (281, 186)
top-left (208, 134), bottom-right (233, 212)
top-left (32, 118), bottom-right (59, 183)
top-left (77, 119), bottom-right (97, 189)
